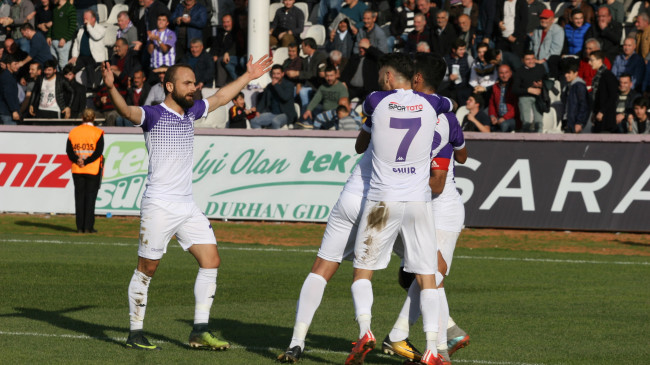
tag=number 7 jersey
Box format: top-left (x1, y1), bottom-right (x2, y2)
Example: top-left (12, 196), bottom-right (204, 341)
top-left (362, 88), bottom-right (453, 202)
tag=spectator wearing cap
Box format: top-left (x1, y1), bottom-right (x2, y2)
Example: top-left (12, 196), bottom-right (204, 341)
top-left (558, 0), bottom-right (594, 27)
top-left (530, 9), bottom-right (563, 78)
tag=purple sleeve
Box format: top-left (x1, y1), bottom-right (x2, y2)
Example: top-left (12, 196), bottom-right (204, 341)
top-left (140, 105), bottom-right (160, 132)
top-left (444, 113), bottom-right (465, 149)
top-left (189, 99), bottom-right (208, 120)
top-left (164, 30), bottom-right (177, 46)
top-left (436, 144), bottom-right (454, 159)
top-left (362, 90), bottom-right (396, 129)
top-left (420, 92), bottom-right (453, 114)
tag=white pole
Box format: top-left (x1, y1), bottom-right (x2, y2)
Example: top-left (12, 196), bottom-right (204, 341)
top-left (248, 0), bottom-right (271, 87)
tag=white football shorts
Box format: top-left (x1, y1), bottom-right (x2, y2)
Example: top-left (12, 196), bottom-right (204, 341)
top-left (353, 200), bottom-right (437, 274)
top-left (317, 190), bottom-right (365, 263)
top-left (138, 197), bottom-right (217, 260)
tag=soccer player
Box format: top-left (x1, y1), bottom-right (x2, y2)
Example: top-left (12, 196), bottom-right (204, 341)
top-left (276, 54), bottom-right (453, 365)
top-left (347, 53), bottom-right (452, 365)
top-left (383, 53), bottom-right (470, 365)
top-left (101, 55), bottom-right (273, 351)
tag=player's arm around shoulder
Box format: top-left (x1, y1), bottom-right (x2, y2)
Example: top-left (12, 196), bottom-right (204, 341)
top-left (102, 62), bottom-right (143, 124)
top-left (206, 55), bottom-right (273, 113)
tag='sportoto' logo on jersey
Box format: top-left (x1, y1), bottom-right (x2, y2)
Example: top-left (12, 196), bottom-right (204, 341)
top-left (388, 102), bottom-right (423, 112)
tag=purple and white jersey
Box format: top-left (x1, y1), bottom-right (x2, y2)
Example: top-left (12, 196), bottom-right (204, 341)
top-left (136, 100), bottom-right (209, 202)
top-left (342, 139), bottom-right (373, 198)
top-left (150, 28), bottom-right (176, 68)
top-left (362, 89), bottom-right (452, 202)
top-left (431, 113), bottom-right (465, 232)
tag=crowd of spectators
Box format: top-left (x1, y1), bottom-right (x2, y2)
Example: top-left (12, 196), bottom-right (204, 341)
top-left (0, 0), bottom-right (648, 133)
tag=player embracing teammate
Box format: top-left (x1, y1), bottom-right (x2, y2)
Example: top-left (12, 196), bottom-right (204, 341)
top-left (277, 53), bottom-right (470, 365)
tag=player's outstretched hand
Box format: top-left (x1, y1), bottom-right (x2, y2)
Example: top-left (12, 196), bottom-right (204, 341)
top-left (102, 61), bottom-right (114, 89)
top-left (246, 54), bottom-right (273, 81)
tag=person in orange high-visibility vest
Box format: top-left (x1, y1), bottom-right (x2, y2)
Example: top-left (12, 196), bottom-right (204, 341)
top-left (66, 108), bottom-right (104, 233)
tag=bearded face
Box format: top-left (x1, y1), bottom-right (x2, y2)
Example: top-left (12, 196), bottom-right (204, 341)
top-left (172, 87), bottom-right (195, 109)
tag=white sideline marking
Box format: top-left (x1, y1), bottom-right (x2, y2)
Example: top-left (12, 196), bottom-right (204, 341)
top-left (2, 238), bottom-right (649, 266)
top-left (0, 331), bottom-right (544, 365)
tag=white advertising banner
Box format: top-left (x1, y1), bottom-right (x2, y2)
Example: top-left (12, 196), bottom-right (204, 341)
top-left (0, 131), bottom-right (359, 222)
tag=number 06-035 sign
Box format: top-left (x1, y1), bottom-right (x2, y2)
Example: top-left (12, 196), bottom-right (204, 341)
top-left (1, 128), bottom-right (650, 232)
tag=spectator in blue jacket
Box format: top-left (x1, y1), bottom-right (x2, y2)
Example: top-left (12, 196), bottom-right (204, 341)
top-left (561, 60), bottom-right (589, 133)
top-left (612, 38), bottom-right (645, 92)
top-left (564, 9), bottom-right (590, 56)
top-left (181, 38), bottom-right (215, 91)
top-left (171, 0), bottom-right (207, 61)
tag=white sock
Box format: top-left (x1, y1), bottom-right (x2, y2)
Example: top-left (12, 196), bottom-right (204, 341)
top-left (407, 280), bottom-right (421, 325)
top-left (128, 269), bottom-right (151, 331)
top-left (389, 281), bottom-right (420, 342)
top-left (448, 316), bottom-right (456, 329)
top-left (420, 288), bottom-right (439, 352)
top-left (351, 279), bottom-right (373, 338)
top-left (194, 268), bottom-right (217, 325)
top-left (289, 273), bottom-right (328, 350)
top-left (437, 288), bottom-right (449, 348)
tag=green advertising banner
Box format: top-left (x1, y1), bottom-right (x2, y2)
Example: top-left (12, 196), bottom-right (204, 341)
top-left (94, 134), bottom-right (361, 222)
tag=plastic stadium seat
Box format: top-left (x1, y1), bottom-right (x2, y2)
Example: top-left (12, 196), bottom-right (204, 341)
top-left (106, 4), bottom-right (129, 25)
top-left (294, 2), bottom-right (311, 25)
top-left (553, 2), bottom-right (569, 23)
top-left (626, 1), bottom-right (642, 24)
top-left (104, 24), bottom-right (118, 46)
top-left (273, 47), bottom-right (289, 67)
top-left (303, 24), bottom-right (326, 46)
top-left (455, 106), bottom-right (468, 125)
top-left (195, 105), bottom-right (228, 128)
top-left (269, 3), bottom-right (282, 22)
top-left (97, 4), bottom-right (108, 23)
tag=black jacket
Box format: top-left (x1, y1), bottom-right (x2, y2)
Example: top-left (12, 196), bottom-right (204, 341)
top-left (431, 24), bottom-right (457, 56)
top-left (210, 28), bottom-right (236, 58)
top-left (299, 50), bottom-right (328, 89)
top-left (29, 75), bottom-right (74, 111)
top-left (340, 45), bottom-right (383, 93)
top-left (126, 82), bottom-right (152, 107)
top-left (496, 0), bottom-right (528, 41)
top-left (256, 79), bottom-right (297, 124)
top-left (182, 51), bottom-right (215, 86)
top-left (592, 68), bottom-right (620, 133)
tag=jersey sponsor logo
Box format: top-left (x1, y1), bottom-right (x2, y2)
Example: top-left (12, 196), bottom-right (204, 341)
top-left (388, 102), bottom-right (424, 112)
top-left (393, 167), bottom-right (416, 174)
top-left (0, 153), bottom-right (70, 188)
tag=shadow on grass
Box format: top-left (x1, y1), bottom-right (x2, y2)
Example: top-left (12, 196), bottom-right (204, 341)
top-left (14, 220), bottom-right (77, 233)
top-left (178, 318), bottom-right (398, 364)
top-left (616, 240), bottom-right (650, 248)
top-left (1, 306), bottom-right (185, 349)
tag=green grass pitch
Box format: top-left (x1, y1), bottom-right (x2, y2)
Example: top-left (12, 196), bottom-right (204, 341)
top-left (0, 216), bottom-right (649, 364)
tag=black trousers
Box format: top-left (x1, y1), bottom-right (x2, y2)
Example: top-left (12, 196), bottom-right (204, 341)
top-left (72, 172), bottom-right (101, 232)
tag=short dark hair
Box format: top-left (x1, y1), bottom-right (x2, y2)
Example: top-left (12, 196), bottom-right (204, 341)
top-left (115, 37), bottom-right (129, 47)
top-left (233, 91), bottom-right (244, 101)
top-left (336, 104), bottom-right (348, 114)
top-left (43, 59), bottom-right (58, 70)
top-left (484, 48), bottom-right (499, 64)
top-left (590, 50), bottom-right (605, 61)
top-left (570, 8), bottom-right (584, 17)
top-left (523, 50), bottom-right (536, 58)
top-left (302, 37), bottom-right (317, 50)
top-left (163, 63), bottom-right (194, 94)
top-left (476, 43), bottom-right (489, 53)
top-left (324, 66), bottom-right (337, 74)
top-left (413, 52), bottom-right (446, 91)
top-left (469, 93), bottom-right (484, 106)
top-left (287, 42), bottom-right (298, 49)
top-left (20, 23), bottom-right (34, 32)
top-left (634, 97), bottom-right (649, 108)
top-left (379, 53), bottom-right (414, 81)
top-left (29, 61), bottom-right (43, 72)
top-left (619, 73), bottom-right (632, 81)
top-left (62, 64), bottom-right (75, 75)
top-left (157, 13), bottom-right (169, 22)
top-left (561, 58), bottom-right (580, 73)
top-left (452, 38), bottom-right (467, 50)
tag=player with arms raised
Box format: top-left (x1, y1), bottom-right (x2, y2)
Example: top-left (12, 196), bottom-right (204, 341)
top-left (101, 55), bottom-right (272, 351)
top-left (347, 53), bottom-right (452, 365)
